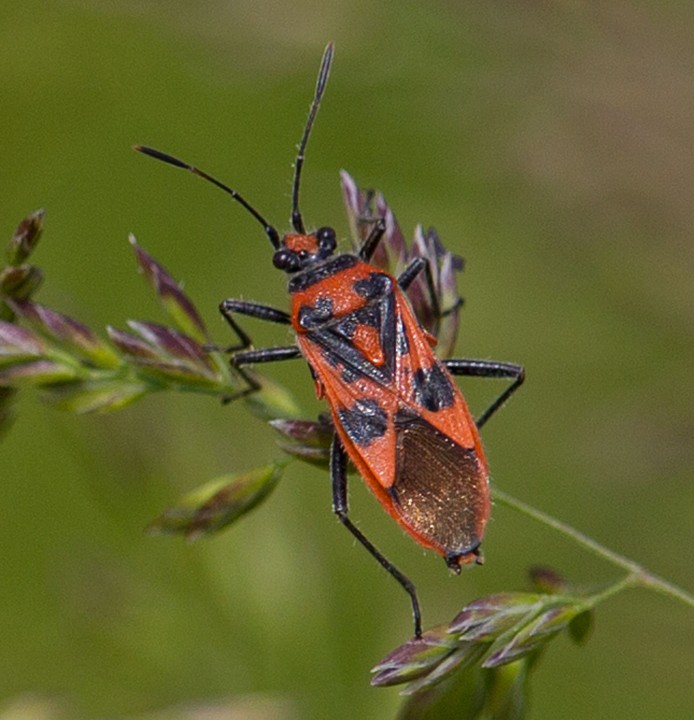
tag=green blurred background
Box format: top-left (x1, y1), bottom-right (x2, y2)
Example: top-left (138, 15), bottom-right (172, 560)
top-left (1, 2), bottom-right (692, 718)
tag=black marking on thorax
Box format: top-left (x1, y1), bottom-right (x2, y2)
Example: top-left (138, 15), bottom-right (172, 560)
top-left (304, 290), bottom-right (398, 388)
top-left (288, 254), bottom-right (358, 293)
top-left (353, 272), bottom-right (393, 300)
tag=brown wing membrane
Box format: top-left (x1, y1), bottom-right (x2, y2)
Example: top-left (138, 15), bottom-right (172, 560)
top-left (391, 409), bottom-right (489, 564)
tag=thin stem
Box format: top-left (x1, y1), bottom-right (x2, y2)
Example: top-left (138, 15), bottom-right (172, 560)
top-left (584, 573), bottom-right (637, 608)
top-left (492, 486), bottom-right (694, 609)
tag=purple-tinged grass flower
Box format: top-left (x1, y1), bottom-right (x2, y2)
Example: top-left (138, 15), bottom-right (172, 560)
top-left (5, 208), bottom-right (44, 266)
top-left (1, 209), bottom-right (45, 324)
top-left (340, 171), bottom-right (464, 357)
top-left (0, 265), bottom-right (43, 313)
top-left (148, 462), bottom-right (287, 540)
top-left (129, 234), bottom-right (209, 345)
top-left (528, 566), bottom-right (594, 644)
top-left (269, 416), bottom-right (333, 465)
top-left (528, 565), bottom-right (569, 594)
top-left (0, 320), bottom-right (46, 359)
top-left (371, 625), bottom-right (459, 687)
top-left (0, 321), bottom-right (75, 384)
top-left (107, 320), bottom-right (221, 387)
top-left (45, 378), bottom-right (150, 414)
top-left (1, 209), bottom-right (46, 433)
top-left (449, 592), bottom-right (544, 642)
top-left (9, 300), bottom-right (119, 368)
top-left (372, 570), bottom-right (600, 706)
top-left (483, 602), bottom-right (585, 668)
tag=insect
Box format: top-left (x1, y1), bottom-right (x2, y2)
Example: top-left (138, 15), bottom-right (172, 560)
top-left (135, 43), bottom-right (524, 638)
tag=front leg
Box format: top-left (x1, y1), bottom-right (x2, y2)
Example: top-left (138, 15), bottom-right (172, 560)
top-left (217, 298), bottom-right (297, 402)
top-left (358, 218), bottom-right (387, 262)
top-left (397, 257), bottom-right (463, 326)
top-left (220, 345), bottom-right (303, 404)
top-left (218, 298), bottom-right (291, 352)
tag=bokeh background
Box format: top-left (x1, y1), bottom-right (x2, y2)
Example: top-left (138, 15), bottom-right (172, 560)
top-left (1, 2), bottom-right (692, 718)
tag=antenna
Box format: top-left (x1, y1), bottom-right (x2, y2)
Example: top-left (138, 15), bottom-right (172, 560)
top-left (133, 145), bottom-right (281, 250)
top-left (291, 42), bottom-right (334, 234)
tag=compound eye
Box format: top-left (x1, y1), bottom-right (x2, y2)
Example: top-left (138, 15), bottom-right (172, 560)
top-left (272, 249), bottom-right (300, 272)
top-left (316, 226), bottom-right (337, 255)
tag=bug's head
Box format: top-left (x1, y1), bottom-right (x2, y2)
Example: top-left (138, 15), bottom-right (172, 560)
top-left (272, 227), bottom-right (337, 273)
top-left (272, 45), bottom-right (336, 273)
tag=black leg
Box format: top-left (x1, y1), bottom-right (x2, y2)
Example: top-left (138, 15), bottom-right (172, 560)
top-left (330, 434), bottom-right (423, 638)
top-left (232, 346), bottom-right (302, 365)
top-left (215, 298), bottom-right (297, 402)
top-left (362, 224), bottom-right (463, 333)
top-left (397, 256), bottom-right (463, 329)
top-left (358, 218), bottom-right (387, 262)
top-left (396, 256), bottom-right (426, 292)
top-left (218, 298), bottom-right (291, 353)
top-left (443, 359), bottom-right (525, 429)
top-left (219, 345), bottom-right (303, 404)
top-left (399, 264), bottom-right (522, 429)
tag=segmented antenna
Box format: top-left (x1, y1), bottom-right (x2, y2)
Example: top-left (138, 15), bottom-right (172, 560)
top-left (133, 145), bottom-right (281, 250)
top-left (291, 42), bottom-right (334, 234)
top-left (134, 42), bottom-right (334, 247)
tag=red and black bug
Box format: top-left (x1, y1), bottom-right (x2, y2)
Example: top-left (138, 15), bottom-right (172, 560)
top-left (135, 43), bottom-right (524, 638)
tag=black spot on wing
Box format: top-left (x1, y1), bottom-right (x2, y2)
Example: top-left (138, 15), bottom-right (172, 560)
top-left (298, 296), bottom-right (334, 329)
top-left (319, 344), bottom-right (362, 384)
top-left (413, 363), bottom-right (455, 412)
top-left (338, 398), bottom-right (388, 447)
top-left (391, 409), bottom-right (486, 557)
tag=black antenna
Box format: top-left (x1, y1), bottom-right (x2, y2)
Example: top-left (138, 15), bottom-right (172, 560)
top-left (291, 42), bottom-right (334, 234)
top-left (133, 145), bottom-right (281, 250)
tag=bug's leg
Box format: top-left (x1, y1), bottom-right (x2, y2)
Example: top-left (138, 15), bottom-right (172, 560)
top-left (215, 299), bottom-right (298, 403)
top-left (396, 257), bottom-right (457, 326)
top-left (216, 299), bottom-right (291, 353)
top-left (331, 434), bottom-right (423, 638)
top-left (221, 344), bottom-right (302, 404)
top-left (443, 359), bottom-right (525, 429)
top-left (399, 259), bottom-right (521, 427)
top-left (358, 218), bottom-right (387, 262)
top-left (365, 230), bottom-right (462, 328)
top-left (396, 256), bottom-right (426, 291)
